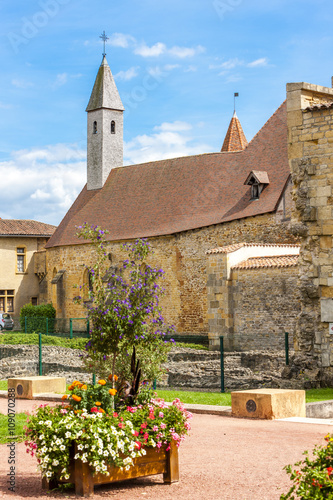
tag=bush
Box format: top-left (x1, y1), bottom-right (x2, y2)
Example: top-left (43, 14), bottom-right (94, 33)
top-left (19, 304), bottom-right (56, 333)
top-left (281, 434), bottom-right (333, 499)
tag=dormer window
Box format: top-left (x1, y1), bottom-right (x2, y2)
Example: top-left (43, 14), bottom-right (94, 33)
top-left (111, 121), bottom-right (115, 134)
top-left (93, 121), bottom-right (97, 134)
top-left (244, 171), bottom-right (270, 200)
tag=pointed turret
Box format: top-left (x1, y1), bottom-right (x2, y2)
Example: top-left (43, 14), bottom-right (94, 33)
top-left (221, 111), bottom-right (248, 152)
top-left (86, 56), bottom-right (124, 191)
top-left (86, 56), bottom-right (124, 112)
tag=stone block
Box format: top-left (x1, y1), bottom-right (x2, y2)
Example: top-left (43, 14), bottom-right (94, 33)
top-left (8, 376), bottom-right (66, 399)
top-left (231, 388), bottom-right (306, 420)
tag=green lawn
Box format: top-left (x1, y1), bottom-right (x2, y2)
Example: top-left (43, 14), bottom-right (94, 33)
top-left (0, 413), bottom-right (28, 444)
top-left (1, 378), bottom-right (333, 405)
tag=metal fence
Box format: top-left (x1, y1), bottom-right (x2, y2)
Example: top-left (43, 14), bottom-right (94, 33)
top-left (11, 317), bottom-right (90, 338)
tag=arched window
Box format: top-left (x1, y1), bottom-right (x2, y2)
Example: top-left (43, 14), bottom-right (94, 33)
top-left (111, 121), bottom-right (115, 134)
top-left (93, 121), bottom-right (97, 134)
top-left (83, 268), bottom-right (94, 301)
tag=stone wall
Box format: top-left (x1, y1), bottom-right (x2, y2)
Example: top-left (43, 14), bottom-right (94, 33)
top-left (231, 266), bottom-right (300, 350)
top-left (287, 82), bottom-right (333, 367)
top-left (0, 344), bottom-right (310, 391)
top-left (44, 211), bottom-right (297, 335)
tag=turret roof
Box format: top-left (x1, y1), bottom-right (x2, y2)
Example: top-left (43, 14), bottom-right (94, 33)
top-left (86, 56), bottom-right (124, 112)
top-left (221, 111), bottom-right (248, 152)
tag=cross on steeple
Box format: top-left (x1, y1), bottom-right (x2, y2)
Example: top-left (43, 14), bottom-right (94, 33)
top-left (100, 30), bottom-right (109, 57)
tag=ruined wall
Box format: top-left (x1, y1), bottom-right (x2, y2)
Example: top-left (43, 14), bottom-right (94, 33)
top-left (45, 211), bottom-right (297, 334)
top-left (231, 266), bottom-right (300, 350)
top-left (287, 82), bottom-right (333, 368)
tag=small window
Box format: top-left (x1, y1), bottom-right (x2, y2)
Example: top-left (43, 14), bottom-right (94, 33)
top-left (111, 121), bottom-right (115, 134)
top-left (93, 121), bottom-right (97, 134)
top-left (16, 247), bottom-right (26, 273)
top-left (31, 297), bottom-right (38, 306)
top-left (251, 184), bottom-right (259, 200)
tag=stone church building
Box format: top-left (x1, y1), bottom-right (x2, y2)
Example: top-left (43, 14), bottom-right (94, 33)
top-left (39, 55), bottom-right (333, 369)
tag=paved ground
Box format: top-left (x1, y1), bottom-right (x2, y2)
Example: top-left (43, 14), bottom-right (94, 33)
top-left (0, 398), bottom-right (332, 499)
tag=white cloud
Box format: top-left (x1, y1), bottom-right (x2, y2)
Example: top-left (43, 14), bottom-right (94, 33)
top-left (0, 144), bottom-right (86, 225)
top-left (247, 57), bottom-right (268, 67)
top-left (134, 42), bottom-right (166, 57)
top-left (154, 121), bottom-right (192, 132)
top-left (109, 33), bottom-right (136, 48)
top-left (184, 65), bottom-right (197, 72)
top-left (0, 102), bottom-right (12, 109)
top-left (111, 33), bottom-right (205, 60)
top-left (51, 73), bottom-right (68, 89)
top-left (164, 64), bottom-right (181, 71)
top-left (168, 45), bottom-right (205, 58)
top-left (12, 79), bottom-right (34, 89)
top-left (114, 67), bottom-right (139, 81)
top-left (124, 121), bottom-right (211, 164)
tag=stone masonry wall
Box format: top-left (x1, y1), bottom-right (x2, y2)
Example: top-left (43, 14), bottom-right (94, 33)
top-left (287, 82), bottom-right (333, 369)
top-left (231, 266), bottom-right (300, 350)
top-left (44, 212), bottom-right (298, 335)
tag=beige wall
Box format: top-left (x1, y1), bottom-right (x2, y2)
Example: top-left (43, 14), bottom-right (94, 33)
top-left (0, 237), bottom-right (41, 316)
top-left (44, 211), bottom-right (298, 332)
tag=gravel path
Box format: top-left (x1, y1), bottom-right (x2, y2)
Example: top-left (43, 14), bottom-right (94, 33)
top-left (0, 399), bottom-right (330, 499)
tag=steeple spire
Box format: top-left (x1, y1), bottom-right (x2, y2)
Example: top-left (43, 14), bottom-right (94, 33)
top-left (221, 111), bottom-right (248, 152)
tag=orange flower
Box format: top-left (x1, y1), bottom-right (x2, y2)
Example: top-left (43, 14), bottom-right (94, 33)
top-left (95, 402), bottom-right (101, 406)
top-left (99, 408), bottom-right (105, 413)
top-left (61, 394), bottom-right (68, 400)
top-left (81, 385), bottom-right (87, 390)
top-left (98, 379), bottom-right (106, 385)
top-left (72, 394), bottom-right (82, 402)
top-left (109, 388), bottom-right (117, 396)
top-left (108, 374), bottom-right (118, 381)
top-left (68, 384), bottom-right (74, 391)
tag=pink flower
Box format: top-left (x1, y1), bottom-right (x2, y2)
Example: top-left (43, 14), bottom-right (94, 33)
top-left (153, 425), bottom-right (159, 432)
top-left (160, 423), bottom-right (166, 429)
top-left (60, 409), bottom-right (68, 414)
top-left (133, 430), bottom-right (139, 437)
top-left (157, 441), bottom-right (162, 448)
top-left (135, 441), bottom-right (142, 450)
top-left (143, 432), bottom-right (149, 440)
top-left (141, 422), bottom-right (147, 429)
top-left (159, 412), bottom-right (164, 418)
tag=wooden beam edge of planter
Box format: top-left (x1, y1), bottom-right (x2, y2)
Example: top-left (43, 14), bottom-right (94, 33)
top-left (42, 441), bottom-right (179, 497)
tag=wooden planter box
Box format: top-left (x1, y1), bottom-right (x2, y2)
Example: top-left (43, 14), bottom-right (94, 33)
top-left (42, 441), bottom-right (179, 497)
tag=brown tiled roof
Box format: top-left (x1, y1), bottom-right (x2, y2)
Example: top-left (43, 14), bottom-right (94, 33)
top-left (221, 111), bottom-right (248, 152)
top-left (232, 255), bottom-right (299, 270)
top-left (46, 101), bottom-right (289, 249)
top-left (0, 220), bottom-right (56, 237)
top-left (206, 242), bottom-right (300, 255)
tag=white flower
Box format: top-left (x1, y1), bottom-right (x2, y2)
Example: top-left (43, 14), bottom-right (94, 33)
top-left (52, 460), bottom-right (59, 466)
top-left (76, 431), bottom-right (83, 437)
top-left (60, 445), bottom-right (65, 451)
top-left (94, 433), bottom-right (98, 439)
top-left (103, 450), bottom-right (108, 456)
top-left (98, 449), bottom-right (103, 455)
top-left (77, 444), bottom-right (84, 450)
top-left (55, 439), bottom-right (61, 445)
top-left (125, 465), bottom-right (130, 471)
top-left (46, 471), bottom-right (52, 478)
top-left (142, 449), bottom-right (146, 456)
top-left (39, 434), bottom-right (44, 440)
top-left (64, 474), bottom-right (69, 480)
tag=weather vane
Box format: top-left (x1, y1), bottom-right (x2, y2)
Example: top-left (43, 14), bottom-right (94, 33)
top-left (234, 92), bottom-right (239, 113)
top-left (100, 30), bottom-right (109, 57)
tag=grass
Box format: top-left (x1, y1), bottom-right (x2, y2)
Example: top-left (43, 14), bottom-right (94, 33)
top-left (0, 333), bottom-right (88, 350)
top-left (0, 413), bottom-right (28, 444)
top-left (156, 389), bottom-right (231, 405)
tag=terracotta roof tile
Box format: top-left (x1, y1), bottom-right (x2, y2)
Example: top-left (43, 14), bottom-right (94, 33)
top-left (206, 242), bottom-right (300, 255)
top-left (0, 220), bottom-right (56, 237)
top-left (46, 101), bottom-right (289, 248)
top-left (221, 111), bottom-right (248, 152)
top-left (232, 255), bottom-right (299, 270)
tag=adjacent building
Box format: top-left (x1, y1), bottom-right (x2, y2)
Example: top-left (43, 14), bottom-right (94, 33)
top-left (0, 219), bottom-right (56, 317)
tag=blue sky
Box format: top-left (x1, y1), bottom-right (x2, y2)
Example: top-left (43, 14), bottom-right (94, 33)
top-left (1, 0), bottom-right (333, 225)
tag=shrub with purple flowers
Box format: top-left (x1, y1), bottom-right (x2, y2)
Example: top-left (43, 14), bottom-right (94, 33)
top-left (74, 223), bottom-right (175, 384)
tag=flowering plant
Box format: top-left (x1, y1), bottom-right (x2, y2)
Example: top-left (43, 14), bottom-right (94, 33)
top-left (25, 389), bottom-right (192, 482)
top-left (74, 224), bottom-right (175, 384)
top-left (281, 434), bottom-right (333, 499)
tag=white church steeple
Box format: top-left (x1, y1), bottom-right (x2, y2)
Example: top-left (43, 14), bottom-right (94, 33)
top-left (86, 36), bottom-right (124, 191)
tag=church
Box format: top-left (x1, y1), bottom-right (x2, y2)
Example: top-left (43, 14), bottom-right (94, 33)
top-left (37, 49), bottom-right (306, 352)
